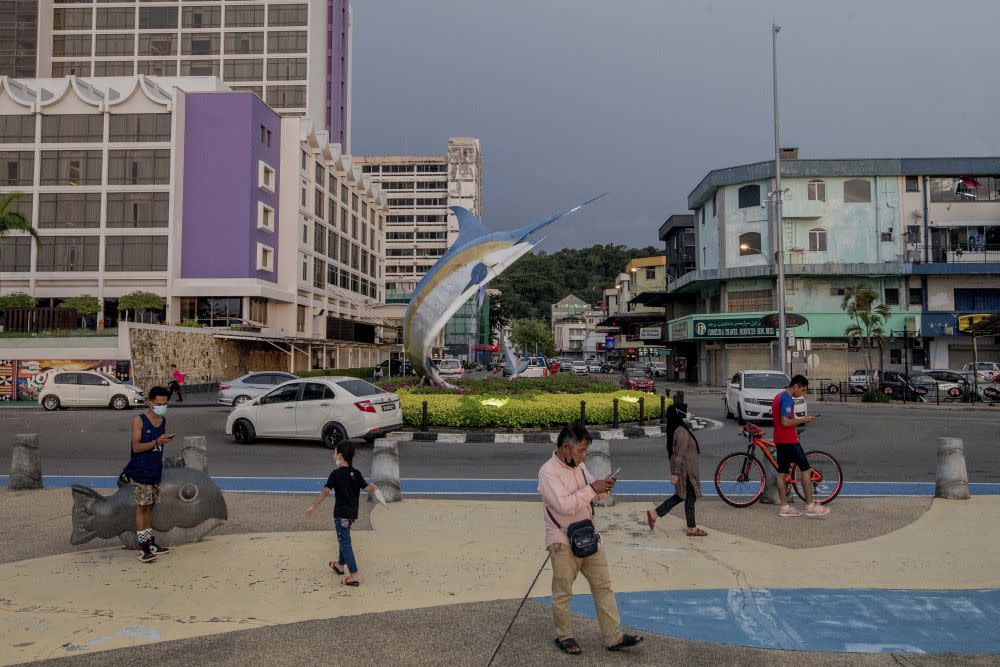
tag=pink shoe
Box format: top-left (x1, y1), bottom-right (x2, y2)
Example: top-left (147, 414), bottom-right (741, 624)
top-left (804, 502), bottom-right (830, 517)
top-left (779, 505), bottom-right (801, 517)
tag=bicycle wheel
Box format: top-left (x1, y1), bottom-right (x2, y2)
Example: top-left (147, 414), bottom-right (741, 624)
top-left (790, 450), bottom-right (843, 505)
top-left (714, 453), bottom-right (766, 507)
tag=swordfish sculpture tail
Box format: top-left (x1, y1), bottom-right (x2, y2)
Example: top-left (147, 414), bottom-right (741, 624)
top-left (403, 195), bottom-right (606, 386)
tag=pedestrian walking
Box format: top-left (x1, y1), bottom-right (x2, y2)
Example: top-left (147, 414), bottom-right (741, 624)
top-left (167, 364), bottom-right (184, 402)
top-left (539, 422), bottom-right (643, 655)
top-left (645, 405), bottom-right (707, 536)
top-left (121, 385), bottom-right (174, 563)
top-left (305, 441), bottom-right (377, 586)
top-left (771, 374), bottom-right (828, 517)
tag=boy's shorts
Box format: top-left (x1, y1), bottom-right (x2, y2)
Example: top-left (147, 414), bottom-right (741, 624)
top-left (132, 482), bottom-right (160, 506)
top-left (776, 443), bottom-right (811, 475)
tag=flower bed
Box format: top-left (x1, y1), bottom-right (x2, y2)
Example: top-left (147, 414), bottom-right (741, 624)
top-left (399, 390), bottom-right (667, 429)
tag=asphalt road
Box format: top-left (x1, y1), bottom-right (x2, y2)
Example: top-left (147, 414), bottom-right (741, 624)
top-left (1, 391), bottom-right (997, 482)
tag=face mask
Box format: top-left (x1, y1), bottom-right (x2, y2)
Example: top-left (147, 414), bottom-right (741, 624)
top-left (152, 405), bottom-right (168, 416)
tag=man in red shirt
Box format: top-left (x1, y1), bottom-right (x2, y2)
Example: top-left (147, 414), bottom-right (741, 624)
top-left (771, 375), bottom-right (828, 517)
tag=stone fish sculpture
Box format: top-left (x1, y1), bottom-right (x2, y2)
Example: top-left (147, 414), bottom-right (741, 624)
top-left (71, 462), bottom-right (228, 549)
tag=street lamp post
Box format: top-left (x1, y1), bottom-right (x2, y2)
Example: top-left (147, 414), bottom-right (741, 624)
top-left (772, 23), bottom-right (789, 376)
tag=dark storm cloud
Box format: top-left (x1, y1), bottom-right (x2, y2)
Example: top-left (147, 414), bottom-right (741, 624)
top-left (350, 0), bottom-right (1000, 250)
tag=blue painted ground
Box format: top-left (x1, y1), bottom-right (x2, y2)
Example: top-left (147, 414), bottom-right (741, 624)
top-left (533, 588), bottom-right (1000, 654)
top-left (3, 475), bottom-right (1000, 496)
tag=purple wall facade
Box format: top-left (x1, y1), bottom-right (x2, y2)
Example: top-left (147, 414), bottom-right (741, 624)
top-left (326, 0), bottom-right (350, 145)
top-left (181, 92), bottom-right (280, 282)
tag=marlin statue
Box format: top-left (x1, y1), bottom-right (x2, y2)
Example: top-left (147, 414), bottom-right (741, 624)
top-left (403, 194), bottom-right (606, 387)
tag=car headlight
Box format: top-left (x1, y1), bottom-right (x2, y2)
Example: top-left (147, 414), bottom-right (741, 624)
top-left (746, 398), bottom-right (771, 405)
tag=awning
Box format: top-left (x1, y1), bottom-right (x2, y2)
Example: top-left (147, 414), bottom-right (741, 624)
top-left (629, 291), bottom-right (676, 307)
top-left (597, 313), bottom-right (665, 328)
top-left (964, 313), bottom-right (1000, 335)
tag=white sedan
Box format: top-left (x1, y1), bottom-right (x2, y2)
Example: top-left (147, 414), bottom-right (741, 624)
top-left (226, 377), bottom-right (402, 449)
top-left (724, 370), bottom-right (807, 424)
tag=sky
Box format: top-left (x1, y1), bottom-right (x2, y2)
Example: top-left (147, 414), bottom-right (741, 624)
top-left (349, 0), bottom-right (1000, 251)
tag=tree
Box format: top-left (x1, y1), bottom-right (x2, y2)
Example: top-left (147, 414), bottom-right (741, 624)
top-left (0, 292), bottom-right (37, 311)
top-left (119, 291), bottom-right (165, 323)
top-left (509, 318), bottom-right (556, 358)
top-left (488, 291), bottom-right (509, 340)
top-left (841, 283), bottom-right (890, 397)
top-left (0, 192), bottom-right (40, 244)
top-left (59, 295), bottom-right (101, 330)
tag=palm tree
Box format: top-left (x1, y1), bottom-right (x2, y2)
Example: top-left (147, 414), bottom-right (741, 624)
top-left (0, 192), bottom-right (40, 243)
top-left (841, 283), bottom-right (890, 396)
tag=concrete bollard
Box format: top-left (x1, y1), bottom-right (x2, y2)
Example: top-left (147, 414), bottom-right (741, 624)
top-left (181, 436), bottom-right (208, 472)
top-left (759, 466), bottom-right (781, 505)
top-left (9, 434), bottom-right (43, 490)
top-left (370, 438), bottom-right (401, 503)
top-left (935, 437), bottom-right (970, 500)
top-left (587, 440), bottom-right (614, 507)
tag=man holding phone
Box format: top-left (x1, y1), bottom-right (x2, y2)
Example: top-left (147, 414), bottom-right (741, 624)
top-left (124, 385), bottom-right (174, 562)
top-left (772, 375), bottom-right (829, 517)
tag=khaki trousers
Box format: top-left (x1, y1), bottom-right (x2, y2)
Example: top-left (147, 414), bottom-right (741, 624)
top-left (548, 542), bottom-right (622, 647)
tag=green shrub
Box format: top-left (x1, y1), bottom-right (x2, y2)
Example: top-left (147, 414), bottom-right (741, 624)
top-left (380, 373), bottom-right (622, 396)
top-left (299, 367), bottom-right (375, 379)
top-left (861, 390), bottom-right (891, 403)
top-left (178, 319), bottom-right (203, 328)
top-left (399, 390), bottom-right (668, 428)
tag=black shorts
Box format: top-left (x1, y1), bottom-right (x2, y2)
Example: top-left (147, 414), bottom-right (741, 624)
top-left (776, 443), bottom-right (810, 474)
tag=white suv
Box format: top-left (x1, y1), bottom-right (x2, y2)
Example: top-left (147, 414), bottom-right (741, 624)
top-left (724, 370), bottom-right (807, 424)
top-left (435, 358), bottom-right (464, 381)
top-left (39, 371), bottom-right (145, 411)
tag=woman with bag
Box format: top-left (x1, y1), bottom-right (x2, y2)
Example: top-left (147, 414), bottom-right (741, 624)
top-left (645, 405), bottom-right (707, 537)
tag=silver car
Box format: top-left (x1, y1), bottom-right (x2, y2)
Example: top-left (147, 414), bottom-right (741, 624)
top-left (217, 371), bottom-right (298, 407)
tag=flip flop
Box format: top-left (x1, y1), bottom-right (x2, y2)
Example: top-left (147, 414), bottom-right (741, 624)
top-left (554, 637), bottom-right (582, 655)
top-left (607, 634), bottom-right (643, 651)
top-left (329, 561), bottom-right (345, 575)
top-left (686, 528), bottom-right (708, 537)
top-left (341, 577), bottom-right (360, 587)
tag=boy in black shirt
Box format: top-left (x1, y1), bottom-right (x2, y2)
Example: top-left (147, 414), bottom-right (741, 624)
top-left (305, 441), bottom-right (377, 586)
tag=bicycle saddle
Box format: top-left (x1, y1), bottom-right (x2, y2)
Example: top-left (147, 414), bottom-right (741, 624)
top-left (741, 423), bottom-right (765, 437)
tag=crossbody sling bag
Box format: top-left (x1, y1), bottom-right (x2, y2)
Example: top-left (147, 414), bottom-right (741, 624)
top-left (545, 468), bottom-right (600, 558)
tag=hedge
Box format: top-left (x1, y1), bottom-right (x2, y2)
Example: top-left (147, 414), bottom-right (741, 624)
top-left (379, 374), bottom-right (621, 396)
top-left (398, 390), bottom-right (668, 428)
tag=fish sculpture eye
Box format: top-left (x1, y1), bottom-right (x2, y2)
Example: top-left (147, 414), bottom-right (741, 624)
top-left (179, 482), bottom-right (199, 502)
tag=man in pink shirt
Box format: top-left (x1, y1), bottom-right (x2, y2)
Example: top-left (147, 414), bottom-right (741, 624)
top-left (538, 423), bottom-right (643, 655)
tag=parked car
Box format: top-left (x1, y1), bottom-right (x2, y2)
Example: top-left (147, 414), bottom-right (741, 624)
top-left (907, 372), bottom-right (962, 400)
top-left (648, 362), bottom-right (668, 377)
top-left (621, 369), bottom-right (654, 391)
top-left (217, 371), bottom-right (299, 407)
top-left (724, 370), bottom-right (807, 424)
top-left (226, 377), bottom-right (402, 448)
top-left (519, 357), bottom-right (550, 378)
top-left (39, 371), bottom-right (145, 411)
top-left (434, 358), bottom-right (464, 381)
top-left (848, 368), bottom-right (875, 392)
top-left (571, 360), bottom-right (588, 375)
top-left (587, 360), bottom-right (602, 374)
top-left (625, 361), bottom-right (652, 378)
top-left (958, 370), bottom-right (1000, 402)
top-left (962, 361), bottom-right (1000, 383)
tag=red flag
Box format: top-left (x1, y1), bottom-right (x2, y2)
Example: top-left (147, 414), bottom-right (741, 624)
top-left (961, 176), bottom-right (982, 189)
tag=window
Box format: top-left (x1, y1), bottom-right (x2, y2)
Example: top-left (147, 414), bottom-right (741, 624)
top-left (313, 256), bottom-right (325, 288)
top-left (104, 235), bottom-right (168, 271)
top-left (182, 5), bottom-right (221, 28)
top-left (313, 221), bottom-right (325, 253)
top-left (52, 35), bottom-right (92, 58)
top-left (268, 3), bottom-right (307, 26)
top-left (954, 288), bottom-right (1000, 311)
top-left (266, 85), bottom-right (306, 108)
top-left (258, 161), bottom-right (274, 192)
top-left (106, 192), bottom-right (170, 228)
top-left (179, 296), bottom-right (241, 326)
top-left (327, 230), bottom-right (337, 260)
top-left (108, 149), bottom-right (171, 185)
top-left (95, 8), bottom-right (133, 30)
top-left (2, 151), bottom-right (34, 186)
top-left (109, 114), bottom-right (172, 142)
top-left (55, 7), bottom-right (95, 30)
top-left (40, 150), bottom-right (102, 185)
top-left (95, 33), bottom-right (135, 56)
top-left (884, 288), bottom-right (899, 306)
top-left (223, 31), bottom-right (263, 54)
top-left (829, 287), bottom-right (846, 297)
top-left (256, 243), bottom-right (273, 272)
top-left (296, 304), bottom-right (306, 332)
top-left (314, 163), bottom-right (324, 185)
top-left (223, 59), bottom-right (263, 81)
top-left (139, 34), bottom-right (177, 56)
top-left (929, 176), bottom-right (1000, 203)
top-left (267, 31), bottom-right (307, 54)
top-left (138, 7), bottom-right (177, 30)
top-left (844, 179), bottom-right (871, 203)
top-left (36, 236), bottom-right (100, 271)
top-left (905, 176), bottom-right (919, 192)
top-left (807, 179), bottom-right (826, 202)
top-left (908, 287), bottom-right (923, 306)
top-left (301, 383), bottom-right (334, 402)
top-left (300, 254), bottom-right (308, 282)
top-left (738, 184), bottom-right (761, 208)
top-left (262, 383), bottom-right (300, 404)
top-left (94, 61), bottom-right (135, 76)
top-left (808, 228), bottom-right (828, 251)
top-left (182, 32), bottom-right (220, 55)
top-left (249, 297), bottom-right (268, 326)
top-left (890, 349), bottom-right (903, 365)
top-left (266, 57), bottom-right (307, 81)
top-left (225, 5), bottom-right (265, 28)
top-left (644, 267), bottom-right (656, 280)
top-left (0, 116), bottom-right (35, 143)
top-left (180, 59), bottom-right (219, 76)
top-left (41, 115), bottom-right (104, 143)
top-left (54, 373), bottom-right (80, 386)
top-left (0, 237), bottom-right (31, 272)
top-left (257, 202), bottom-right (274, 231)
top-left (727, 289), bottom-right (774, 313)
top-left (738, 232), bottom-right (761, 255)
top-left (711, 192), bottom-right (717, 217)
top-left (51, 61), bottom-right (92, 77)
top-left (38, 193), bottom-right (101, 229)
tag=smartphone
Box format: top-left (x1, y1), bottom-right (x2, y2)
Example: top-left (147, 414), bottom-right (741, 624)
top-left (610, 467), bottom-right (622, 479)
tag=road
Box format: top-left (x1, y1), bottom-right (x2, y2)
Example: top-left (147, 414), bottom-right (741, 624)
top-left (1, 391), bottom-right (997, 482)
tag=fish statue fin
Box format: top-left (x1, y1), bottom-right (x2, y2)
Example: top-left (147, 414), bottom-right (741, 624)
top-left (70, 485), bottom-right (104, 545)
top-left (476, 285), bottom-right (486, 309)
top-left (449, 206), bottom-right (490, 245)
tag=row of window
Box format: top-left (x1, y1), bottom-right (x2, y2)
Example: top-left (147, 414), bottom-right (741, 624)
top-left (380, 181), bottom-right (447, 190)
top-left (0, 235), bottom-right (167, 272)
top-left (737, 229), bottom-right (829, 254)
top-left (385, 248), bottom-right (445, 257)
top-left (386, 214), bottom-right (446, 224)
top-left (305, 222), bottom-right (379, 279)
top-left (3, 149), bottom-right (171, 186)
top-left (386, 231), bottom-right (448, 240)
top-left (51, 56), bottom-right (306, 81)
top-left (387, 197), bottom-right (448, 207)
top-left (362, 164), bottom-right (447, 174)
top-left (0, 114), bottom-right (171, 144)
top-left (385, 264), bottom-right (436, 274)
top-left (301, 254), bottom-right (379, 300)
top-left (52, 4), bottom-right (308, 31)
top-left (2, 192), bottom-right (169, 228)
top-left (304, 194), bottom-right (378, 250)
top-left (52, 30), bottom-right (308, 58)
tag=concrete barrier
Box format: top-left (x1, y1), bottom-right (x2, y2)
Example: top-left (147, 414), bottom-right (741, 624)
top-left (181, 436), bottom-right (208, 472)
top-left (9, 433), bottom-right (42, 490)
top-left (587, 439), bottom-right (614, 507)
top-left (371, 438), bottom-right (401, 503)
top-left (935, 437), bottom-right (970, 500)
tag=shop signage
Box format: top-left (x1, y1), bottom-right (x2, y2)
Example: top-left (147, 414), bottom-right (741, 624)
top-left (639, 327), bottom-right (662, 340)
top-left (605, 336), bottom-right (615, 350)
top-left (670, 320), bottom-right (688, 341)
top-left (692, 317), bottom-right (777, 339)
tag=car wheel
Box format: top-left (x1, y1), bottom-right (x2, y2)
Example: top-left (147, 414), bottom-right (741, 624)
top-left (232, 418), bottom-right (256, 444)
top-left (322, 423), bottom-right (348, 450)
top-left (724, 398), bottom-right (733, 419)
top-left (737, 405), bottom-right (746, 426)
top-left (233, 395), bottom-right (252, 407)
top-left (42, 395), bottom-right (60, 411)
top-left (110, 394), bottom-right (130, 410)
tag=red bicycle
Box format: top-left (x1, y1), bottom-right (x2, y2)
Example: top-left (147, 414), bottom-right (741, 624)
top-left (714, 423), bottom-right (843, 508)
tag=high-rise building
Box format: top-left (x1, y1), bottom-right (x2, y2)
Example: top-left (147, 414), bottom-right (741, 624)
top-left (35, 0), bottom-right (351, 148)
top-left (0, 1), bottom-right (41, 78)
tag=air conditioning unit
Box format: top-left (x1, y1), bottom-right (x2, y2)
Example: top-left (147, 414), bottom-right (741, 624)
top-left (881, 232), bottom-right (894, 242)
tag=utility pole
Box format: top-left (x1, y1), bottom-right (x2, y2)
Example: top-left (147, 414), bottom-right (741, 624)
top-left (772, 23), bottom-right (789, 376)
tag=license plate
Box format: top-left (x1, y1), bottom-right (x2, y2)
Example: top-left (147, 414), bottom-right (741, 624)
top-left (381, 403), bottom-right (396, 411)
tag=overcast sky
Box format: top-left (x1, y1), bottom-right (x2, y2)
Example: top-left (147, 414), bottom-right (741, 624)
top-left (350, 0), bottom-right (1000, 251)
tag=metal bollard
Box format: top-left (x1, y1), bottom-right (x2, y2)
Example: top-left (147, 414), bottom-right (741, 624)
top-left (639, 397), bottom-right (645, 426)
top-left (421, 400), bottom-right (428, 432)
top-left (587, 440), bottom-right (614, 507)
top-left (935, 437), bottom-right (970, 500)
top-left (663, 387), bottom-right (671, 398)
top-left (660, 395), bottom-right (666, 424)
top-left (612, 398), bottom-right (619, 429)
top-left (9, 433), bottom-right (42, 490)
top-left (580, 400), bottom-right (586, 425)
top-left (370, 438), bottom-right (402, 502)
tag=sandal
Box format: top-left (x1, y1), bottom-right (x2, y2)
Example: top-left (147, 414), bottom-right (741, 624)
top-left (329, 561), bottom-right (345, 575)
top-left (645, 510), bottom-right (656, 532)
top-left (342, 577), bottom-right (360, 587)
top-left (686, 528), bottom-right (708, 537)
top-left (607, 634), bottom-right (643, 651)
top-left (554, 637), bottom-right (582, 655)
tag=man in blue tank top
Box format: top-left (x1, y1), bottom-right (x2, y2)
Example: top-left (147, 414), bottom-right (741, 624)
top-left (123, 385), bottom-right (174, 562)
